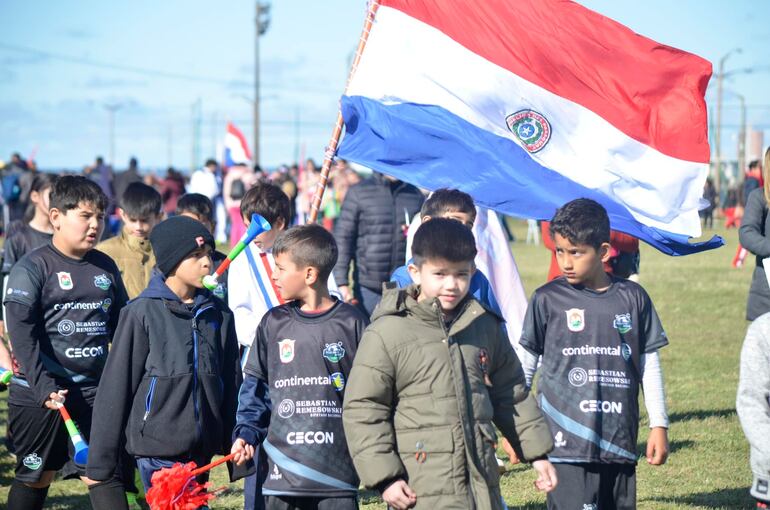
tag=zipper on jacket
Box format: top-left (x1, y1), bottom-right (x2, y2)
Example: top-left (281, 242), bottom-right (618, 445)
top-left (192, 305), bottom-right (214, 444)
top-left (143, 377), bottom-right (158, 421)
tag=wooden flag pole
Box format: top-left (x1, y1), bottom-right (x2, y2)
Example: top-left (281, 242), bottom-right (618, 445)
top-left (307, 0), bottom-right (380, 224)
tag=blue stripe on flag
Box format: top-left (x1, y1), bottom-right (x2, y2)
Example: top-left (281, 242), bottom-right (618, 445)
top-left (338, 95), bottom-right (723, 256)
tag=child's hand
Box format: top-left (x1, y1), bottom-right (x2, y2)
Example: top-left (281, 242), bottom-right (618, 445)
top-left (230, 438), bottom-right (255, 466)
top-left (382, 479), bottom-right (416, 509)
top-left (501, 437), bottom-right (520, 465)
top-left (44, 389), bottom-right (67, 410)
top-left (532, 459), bottom-right (557, 492)
top-left (646, 426), bottom-right (668, 465)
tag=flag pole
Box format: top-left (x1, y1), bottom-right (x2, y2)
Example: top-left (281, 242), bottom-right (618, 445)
top-left (307, 0), bottom-right (380, 224)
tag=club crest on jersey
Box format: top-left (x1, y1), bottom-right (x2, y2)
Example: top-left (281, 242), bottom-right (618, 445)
top-left (57, 272), bottom-right (73, 290)
top-left (23, 453), bottom-right (42, 470)
top-left (278, 339), bottom-right (296, 364)
top-left (322, 342), bottom-right (345, 363)
top-left (565, 308), bottom-right (585, 332)
top-left (613, 313), bottom-right (632, 334)
top-left (93, 274), bottom-right (112, 291)
top-left (505, 109), bottom-right (552, 153)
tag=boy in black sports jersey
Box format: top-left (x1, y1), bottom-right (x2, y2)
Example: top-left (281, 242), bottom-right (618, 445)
top-left (231, 224), bottom-right (369, 510)
top-left (3, 175), bottom-right (129, 510)
top-left (519, 198), bottom-right (669, 510)
top-left (86, 216), bottom-right (241, 496)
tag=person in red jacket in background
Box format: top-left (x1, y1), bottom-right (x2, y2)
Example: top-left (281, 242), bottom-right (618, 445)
top-left (541, 220), bottom-right (640, 282)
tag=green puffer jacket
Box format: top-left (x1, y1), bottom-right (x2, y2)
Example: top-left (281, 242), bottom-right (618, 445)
top-left (343, 285), bottom-right (553, 510)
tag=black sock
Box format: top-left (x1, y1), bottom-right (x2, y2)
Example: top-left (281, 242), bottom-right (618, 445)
top-left (7, 479), bottom-right (48, 510)
top-left (88, 478), bottom-right (129, 510)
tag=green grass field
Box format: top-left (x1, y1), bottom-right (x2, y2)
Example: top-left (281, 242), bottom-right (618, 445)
top-left (0, 220), bottom-right (757, 509)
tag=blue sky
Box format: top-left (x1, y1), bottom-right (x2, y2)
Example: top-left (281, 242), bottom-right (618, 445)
top-left (1, 0), bottom-right (768, 172)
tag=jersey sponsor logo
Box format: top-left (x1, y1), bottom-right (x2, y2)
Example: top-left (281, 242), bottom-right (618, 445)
top-left (583, 505), bottom-right (598, 510)
top-left (554, 431), bottom-right (566, 448)
top-left (613, 313), bottom-right (632, 334)
top-left (54, 300), bottom-right (110, 311)
top-left (6, 287), bottom-right (29, 297)
top-left (292, 399), bottom-right (343, 419)
top-left (568, 367), bottom-right (588, 387)
top-left (65, 346), bottom-right (105, 359)
top-left (56, 320), bottom-right (108, 336)
top-left (322, 342), bottom-right (345, 363)
top-left (269, 464), bottom-right (282, 480)
top-left (274, 374), bottom-right (335, 389)
top-left (277, 398), bottom-right (296, 419)
top-left (23, 452), bottom-right (43, 471)
top-left (579, 399), bottom-right (623, 414)
top-left (57, 320), bottom-right (76, 336)
top-left (93, 274), bottom-right (112, 291)
top-left (57, 272), bottom-right (73, 290)
top-left (585, 368), bottom-right (632, 389)
top-left (330, 372), bottom-right (345, 392)
top-left (565, 308), bottom-right (585, 332)
top-left (562, 344), bottom-right (627, 357)
top-left (278, 339), bottom-right (296, 364)
top-left (286, 430), bottom-right (334, 445)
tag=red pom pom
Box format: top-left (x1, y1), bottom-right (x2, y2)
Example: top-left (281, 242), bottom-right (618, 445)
top-left (145, 461), bottom-right (217, 510)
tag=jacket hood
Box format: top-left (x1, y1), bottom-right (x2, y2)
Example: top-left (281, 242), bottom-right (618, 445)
top-left (372, 284), bottom-right (492, 333)
top-left (135, 269), bottom-right (212, 310)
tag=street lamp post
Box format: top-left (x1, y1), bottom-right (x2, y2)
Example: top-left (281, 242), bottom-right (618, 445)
top-left (104, 103), bottom-right (123, 168)
top-left (714, 48), bottom-right (741, 196)
top-left (254, 2), bottom-right (271, 168)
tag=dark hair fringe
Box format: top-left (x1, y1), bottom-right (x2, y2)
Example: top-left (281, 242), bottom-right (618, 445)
top-left (272, 224), bottom-right (338, 282)
top-left (240, 182), bottom-right (292, 228)
top-left (49, 175), bottom-right (108, 213)
top-left (421, 188), bottom-right (476, 222)
top-left (121, 182), bottom-right (162, 218)
top-left (549, 198), bottom-right (610, 249)
top-left (176, 193), bottom-right (215, 222)
top-left (412, 217), bottom-right (477, 266)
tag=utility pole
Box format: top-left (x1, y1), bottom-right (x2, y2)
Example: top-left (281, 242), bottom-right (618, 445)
top-left (191, 99), bottom-right (202, 172)
top-left (167, 123), bottom-right (174, 169)
top-left (254, 2), bottom-right (271, 168)
top-left (104, 103), bottom-right (122, 167)
top-left (737, 93), bottom-right (746, 185)
top-left (714, 48), bottom-right (741, 196)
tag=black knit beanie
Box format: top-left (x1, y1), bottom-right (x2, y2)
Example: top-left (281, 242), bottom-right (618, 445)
top-left (150, 216), bottom-right (215, 276)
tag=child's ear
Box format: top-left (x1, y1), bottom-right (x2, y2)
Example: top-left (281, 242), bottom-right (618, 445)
top-left (274, 217), bottom-right (286, 232)
top-left (598, 242), bottom-right (612, 263)
top-left (407, 263), bottom-right (421, 285)
top-left (49, 208), bottom-right (62, 229)
top-left (305, 266), bottom-right (319, 285)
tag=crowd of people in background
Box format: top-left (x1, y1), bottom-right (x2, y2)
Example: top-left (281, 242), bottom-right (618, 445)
top-left (0, 152), bottom-right (364, 245)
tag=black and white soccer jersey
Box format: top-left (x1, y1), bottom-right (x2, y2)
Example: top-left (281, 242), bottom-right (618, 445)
top-left (520, 276), bottom-right (668, 464)
top-left (244, 299), bottom-right (368, 497)
top-left (4, 244), bottom-right (128, 406)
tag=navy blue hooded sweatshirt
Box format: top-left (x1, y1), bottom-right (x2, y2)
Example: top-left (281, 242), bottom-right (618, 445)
top-left (86, 271), bottom-right (241, 481)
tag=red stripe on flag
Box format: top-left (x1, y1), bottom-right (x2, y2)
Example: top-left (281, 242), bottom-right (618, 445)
top-left (381, 0), bottom-right (711, 163)
top-left (226, 122), bottom-right (253, 161)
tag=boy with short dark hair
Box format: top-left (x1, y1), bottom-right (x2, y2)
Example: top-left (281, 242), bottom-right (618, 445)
top-left (87, 215), bottom-right (241, 494)
top-left (344, 218), bottom-right (556, 510)
top-left (177, 192), bottom-right (229, 300)
top-left (3, 175), bottom-right (129, 510)
top-left (390, 188), bottom-right (503, 318)
top-left (519, 198), bottom-right (669, 509)
top-left (232, 224), bottom-right (369, 510)
top-left (97, 182), bottom-right (163, 299)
